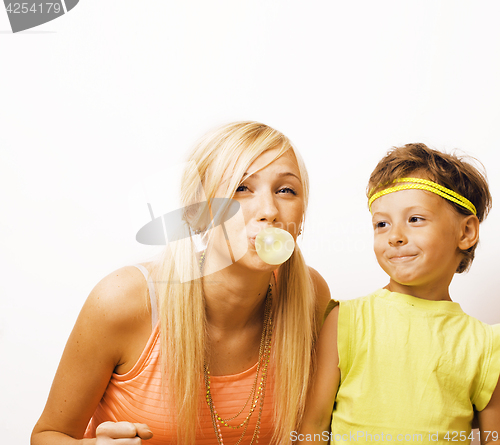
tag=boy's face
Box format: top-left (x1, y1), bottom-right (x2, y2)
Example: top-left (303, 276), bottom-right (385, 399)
top-left (371, 187), bottom-right (466, 300)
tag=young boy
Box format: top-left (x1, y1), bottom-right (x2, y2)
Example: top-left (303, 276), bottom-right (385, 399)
top-left (297, 144), bottom-right (500, 444)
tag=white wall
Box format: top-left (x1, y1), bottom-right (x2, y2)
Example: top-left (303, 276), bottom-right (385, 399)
top-left (1, 1), bottom-right (499, 442)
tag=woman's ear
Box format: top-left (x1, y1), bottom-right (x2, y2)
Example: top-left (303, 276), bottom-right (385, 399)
top-left (458, 215), bottom-right (480, 250)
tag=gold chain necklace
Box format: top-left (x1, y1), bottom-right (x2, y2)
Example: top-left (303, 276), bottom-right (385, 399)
top-left (204, 286), bottom-right (273, 445)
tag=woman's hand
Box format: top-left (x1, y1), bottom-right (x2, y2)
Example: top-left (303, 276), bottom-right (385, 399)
top-left (96, 422), bottom-right (153, 444)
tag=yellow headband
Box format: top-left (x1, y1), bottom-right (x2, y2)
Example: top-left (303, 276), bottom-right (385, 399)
top-left (368, 177), bottom-right (477, 215)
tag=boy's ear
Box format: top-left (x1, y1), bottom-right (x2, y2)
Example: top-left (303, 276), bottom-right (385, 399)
top-left (458, 215), bottom-right (480, 250)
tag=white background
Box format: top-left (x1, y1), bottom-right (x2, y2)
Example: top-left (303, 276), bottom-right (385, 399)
top-left (1, 1), bottom-right (500, 442)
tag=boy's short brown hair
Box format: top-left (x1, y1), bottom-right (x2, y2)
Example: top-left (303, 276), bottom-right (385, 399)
top-left (367, 143), bottom-right (492, 273)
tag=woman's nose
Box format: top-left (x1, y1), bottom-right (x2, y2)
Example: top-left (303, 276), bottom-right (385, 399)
top-left (257, 193), bottom-right (279, 222)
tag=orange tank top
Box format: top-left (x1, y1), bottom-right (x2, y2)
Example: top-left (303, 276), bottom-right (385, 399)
top-left (84, 266), bottom-right (275, 444)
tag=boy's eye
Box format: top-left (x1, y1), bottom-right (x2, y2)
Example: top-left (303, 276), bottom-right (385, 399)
top-left (277, 187), bottom-right (297, 195)
top-left (374, 221), bottom-right (388, 229)
top-left (409, 216), bottom-right (423, 223)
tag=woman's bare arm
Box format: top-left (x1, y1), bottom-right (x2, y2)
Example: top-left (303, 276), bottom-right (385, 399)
top-left (297, 306), bottom-right (340, 444)
top-left (31, 267), bottom-right (152, 445)
top-left (308, 266), bottom-right (332, 324)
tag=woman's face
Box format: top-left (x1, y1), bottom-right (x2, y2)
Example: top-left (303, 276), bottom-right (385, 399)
top-left (207, 148), bottom-right (305, 272)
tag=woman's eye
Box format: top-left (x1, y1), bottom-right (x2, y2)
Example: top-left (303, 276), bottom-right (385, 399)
top-left (277, 187), bottom-right (297, 195)
top-left (236, 185), bottom-right (248, 192)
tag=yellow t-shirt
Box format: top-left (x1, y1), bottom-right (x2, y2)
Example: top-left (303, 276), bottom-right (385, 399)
top-left (332, 289), bottom-right (500, 444)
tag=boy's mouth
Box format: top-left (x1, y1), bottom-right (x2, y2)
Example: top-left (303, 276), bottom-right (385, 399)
top-left (388, 254), bottom-right (417, 262)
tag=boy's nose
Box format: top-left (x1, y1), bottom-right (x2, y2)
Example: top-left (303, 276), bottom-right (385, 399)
top-left (388, 226), bottom-right (407, 246)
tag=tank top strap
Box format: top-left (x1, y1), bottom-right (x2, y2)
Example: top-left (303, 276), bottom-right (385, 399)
top-left (133, 264), bottom-right (158, 329)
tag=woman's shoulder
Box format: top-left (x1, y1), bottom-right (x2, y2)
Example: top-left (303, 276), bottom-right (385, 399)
top-left (83, 265), bottom-right (151, 330)
top-left (78, 265), bottom-right (154, 373)
top-left (31, 266), bottom-right (155, 439)
top-left (308, 266), bottom-right (336, 322)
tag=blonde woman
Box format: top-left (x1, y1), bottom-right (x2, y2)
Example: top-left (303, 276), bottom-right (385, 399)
top-left (32, 122), bottom-right (334, 445)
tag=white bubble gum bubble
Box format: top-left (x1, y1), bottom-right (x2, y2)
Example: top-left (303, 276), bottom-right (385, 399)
top-left (255, 227), bottom-right (295, 265)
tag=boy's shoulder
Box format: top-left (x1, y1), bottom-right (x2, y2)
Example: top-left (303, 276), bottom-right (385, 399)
top-left (336, 289), bottom-right (387, 327)
top-left (338, 289), bottom-right (496, 332)
top-left (340, 289), bottom-right (500, 341)
top-left (338, 288), bottom-right (387, 307)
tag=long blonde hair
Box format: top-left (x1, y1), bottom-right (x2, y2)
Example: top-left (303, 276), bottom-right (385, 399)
top-left (151, 122), bottom-right (317, 444)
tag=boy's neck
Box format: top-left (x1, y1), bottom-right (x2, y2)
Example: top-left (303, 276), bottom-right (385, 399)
top-left (384, 280), bottom-right (453, 302)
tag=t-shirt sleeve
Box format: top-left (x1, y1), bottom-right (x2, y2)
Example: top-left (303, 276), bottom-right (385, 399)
top-left (323, 299), bottom-right (340, 325)
top-left (472, 324), bottom-right (500, 411)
